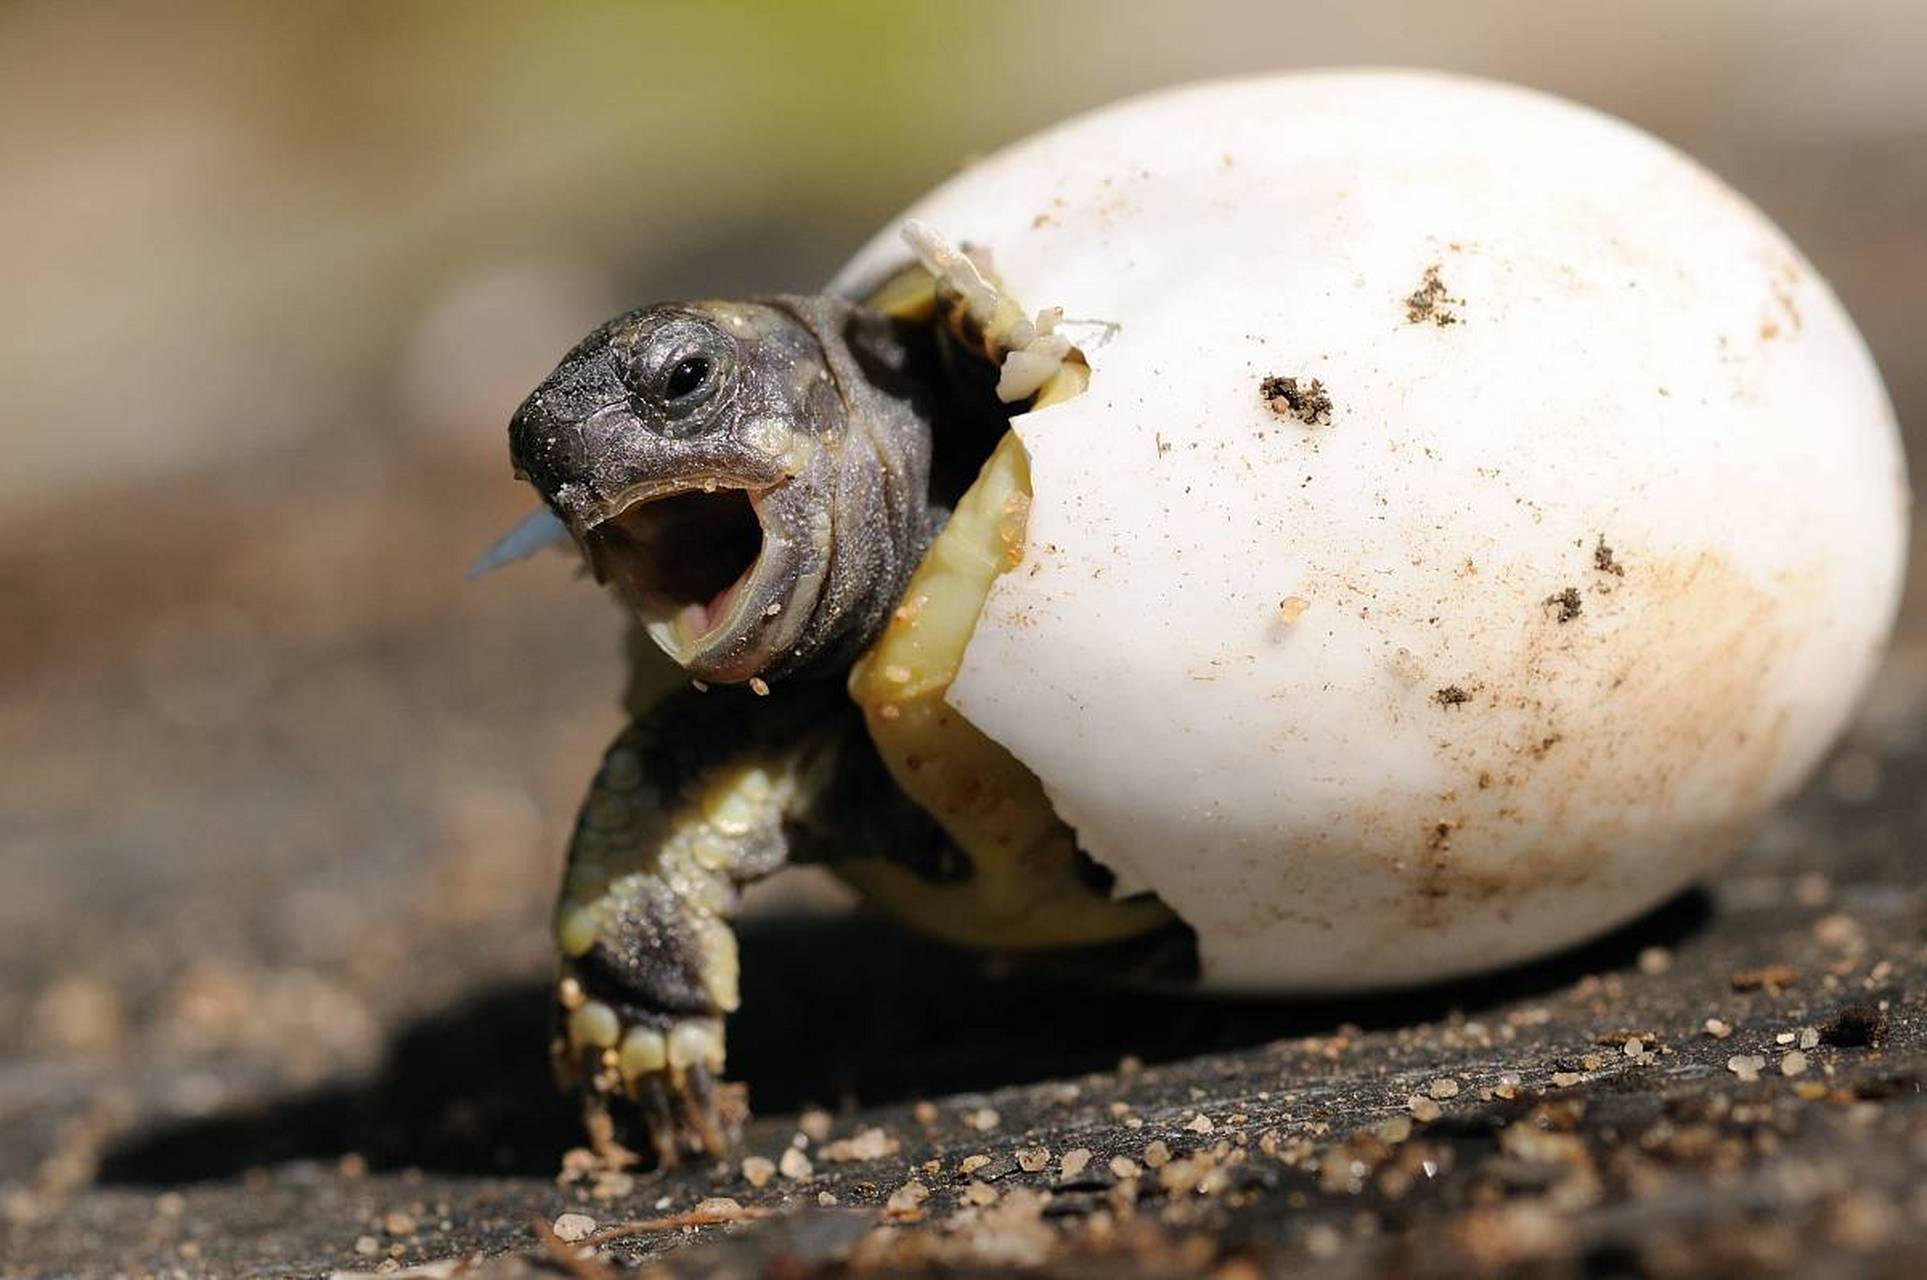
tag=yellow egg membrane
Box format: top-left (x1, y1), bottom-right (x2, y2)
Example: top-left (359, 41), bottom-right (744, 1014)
top-left (842, 350), bottom-right (1173, 949)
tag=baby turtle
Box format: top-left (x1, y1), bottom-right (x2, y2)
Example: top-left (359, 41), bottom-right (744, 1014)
top-left (506, 228), bottom-right (1170, 1164)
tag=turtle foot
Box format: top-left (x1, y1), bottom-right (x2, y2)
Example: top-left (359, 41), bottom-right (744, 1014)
top-left (552, 983), bottom-right (742, 1165)
top-left (901, 219), bottom-right (1084, 403)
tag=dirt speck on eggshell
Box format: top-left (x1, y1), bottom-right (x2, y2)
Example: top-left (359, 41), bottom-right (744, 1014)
top-left (1404, 264), bottom-right (1461, 325)
top-left (1260, 375), bottom-right (1332, 425)
top-left (1594, 537), bottom-right (1626, 577)
top-left (1543, 587), bottom-right (1583, 623)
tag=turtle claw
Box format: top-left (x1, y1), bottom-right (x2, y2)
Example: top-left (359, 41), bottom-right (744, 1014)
top-left (680, 1063), bottom-right (724, 1157)
top-left (636, 1074), bottom-right (681, 1167)
top-left (578, 1092), bottom-right (640, 1169)
top-left (553, 996), bottom-right (741, 1166)
top-left (901, 219), bottom-right (1084, 404)
top-left (618, 1051), bottom-right (742, 1165)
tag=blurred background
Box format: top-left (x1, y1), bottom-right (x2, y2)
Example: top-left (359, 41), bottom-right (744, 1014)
top-left (3, 0), bottom-right (1925, 1220)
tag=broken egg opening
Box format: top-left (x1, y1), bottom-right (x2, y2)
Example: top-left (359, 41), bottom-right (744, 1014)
top-left (837, 70), bottom-right (1907, 991)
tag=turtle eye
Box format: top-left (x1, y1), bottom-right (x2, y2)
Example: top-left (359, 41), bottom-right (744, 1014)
top-left (663, 356), bottom-right (711, 402)
top-left (614, 313), bottom-right (729, 422)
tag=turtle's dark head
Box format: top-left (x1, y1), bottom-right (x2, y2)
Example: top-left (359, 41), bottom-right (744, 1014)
top-left (511, 297), bottom-right (933, 685)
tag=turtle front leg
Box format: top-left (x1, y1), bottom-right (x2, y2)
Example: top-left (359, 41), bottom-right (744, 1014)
top-left (900, 219), bottom-right (1093, 408)
top-left (550, 683), bottom-right (851, 1165)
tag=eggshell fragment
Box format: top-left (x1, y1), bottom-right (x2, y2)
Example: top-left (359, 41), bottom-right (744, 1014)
top-left (833, 72), bottom-right (1908, 990)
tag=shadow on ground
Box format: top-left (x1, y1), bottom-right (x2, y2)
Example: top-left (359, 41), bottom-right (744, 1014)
top-left (96, 890), bottom-right (1710, 1186)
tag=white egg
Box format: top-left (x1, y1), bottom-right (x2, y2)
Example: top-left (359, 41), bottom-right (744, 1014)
top-left (834, 70), bottom-right (1908, 991)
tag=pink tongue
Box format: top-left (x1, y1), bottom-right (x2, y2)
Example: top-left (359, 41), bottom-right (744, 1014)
top-left (679, 573), bottom-right (746, 640)
top-left (672, 568), bottom-right (753, 645)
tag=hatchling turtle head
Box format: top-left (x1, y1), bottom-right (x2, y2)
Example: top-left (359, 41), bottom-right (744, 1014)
top-left (510, 297), bottom-right (932, 686)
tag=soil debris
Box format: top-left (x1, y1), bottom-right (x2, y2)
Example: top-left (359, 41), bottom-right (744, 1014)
top-left (586, 1197), bottom-right (768, 1244)
top-left (820, 1126), bottom-right (900, 1163)
top-left (1731, 963), bottom-right (1798, 994)
top-left (1544, 587), bottom-right (1583, 623)
top-left (886, 1180), bottom-right (930, 1216)
top-left (531, 1214), bottom-right (615, 1280)
top-left (1259, 375), bottom-right (1333, 425)
top-left (1405, 264), bottom-right (1461, 326)
top-left (1433, 685), bottom-right (1472, 707)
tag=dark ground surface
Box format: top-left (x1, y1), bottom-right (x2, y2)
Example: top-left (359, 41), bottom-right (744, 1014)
top-left (0, 445), bottom-right (1924, 1277)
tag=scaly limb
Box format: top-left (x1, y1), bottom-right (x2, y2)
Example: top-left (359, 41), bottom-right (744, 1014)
top-left (900, 220), bottom-right (1093, 408)
top-left (549, 680), bottom-right (858, 1164)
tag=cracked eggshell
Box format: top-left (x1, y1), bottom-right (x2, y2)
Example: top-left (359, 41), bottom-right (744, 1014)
top-left (833, 72), bottom-right (1908, 991)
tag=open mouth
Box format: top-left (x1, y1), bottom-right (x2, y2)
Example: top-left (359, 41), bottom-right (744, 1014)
top-left (585, 485), bottom-right (769, 657)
